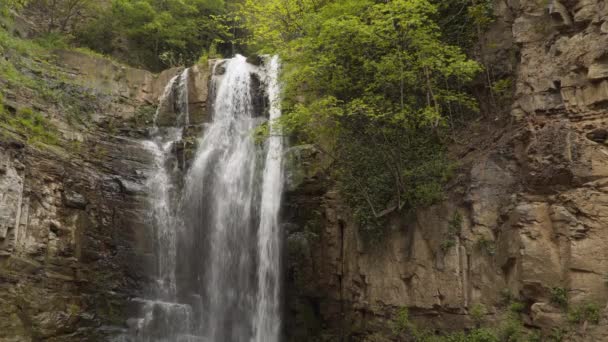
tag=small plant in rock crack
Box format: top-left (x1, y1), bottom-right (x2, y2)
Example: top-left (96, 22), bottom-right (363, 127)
top-left (441, 212), bottom-right (463, 252)
top-left (550, 287), bottom-right (568, 309)
top-left (568, 303), bottom-right (601, 325)
top-left (475, 236), bottom-right (496, 256)
top-left (470, 303), bottom-right (487, 326)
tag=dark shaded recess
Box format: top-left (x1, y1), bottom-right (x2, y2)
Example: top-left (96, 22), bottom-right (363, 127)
top-left (251, 72), bottom-right (269, 118)
top-left (587, 128), bottom-right (608, 143)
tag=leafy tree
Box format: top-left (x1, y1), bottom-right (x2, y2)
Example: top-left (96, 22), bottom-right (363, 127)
top-left (1, 0), bottom-right (28, 16)
top-left (26, 0), bottom-right (96, 34)
top-left (74, 0), bottom-right (229, 70)
top-left (246, 0), bottom-right (481, 239)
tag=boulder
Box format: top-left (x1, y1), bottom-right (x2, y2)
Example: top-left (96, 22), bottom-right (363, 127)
top-left (63, 190), bottom-right (87, 209)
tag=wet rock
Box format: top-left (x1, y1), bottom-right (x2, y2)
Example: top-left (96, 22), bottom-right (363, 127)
top-left (214, 60), bottom-right (227, 75)
top-left (49, 220), bottom-right (69, 237)
top-left (549, 0), bottom-right (572, 27)
top-left (63, 190), bottom-right (88, 209)
top-left (246, 55), bottom-right (264, 66)
top-left (114, 177), bottom-right (145, 195)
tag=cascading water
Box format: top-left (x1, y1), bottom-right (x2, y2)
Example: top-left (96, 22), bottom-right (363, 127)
top-left (127, 55), bottom-right (284, 342)
top-left (253, 55), bottom-right (283, 341)
top-left (135, 68), bottom-right (196, 341)
top-left (183, 55), bottom-right (284, 342)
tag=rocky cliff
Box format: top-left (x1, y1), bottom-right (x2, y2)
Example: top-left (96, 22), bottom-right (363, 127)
top-left (3, 0), bottom-right (608, 341)
top-left (0, 44), bottom-right (210, 340)
top-left (284, 0), bottom-right (608, 340)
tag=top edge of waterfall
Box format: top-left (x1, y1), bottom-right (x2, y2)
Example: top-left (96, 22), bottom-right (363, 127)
top-left (213, 54), bottom-right (280, 67)
top-left (152, 68), bottom-right (190, 128)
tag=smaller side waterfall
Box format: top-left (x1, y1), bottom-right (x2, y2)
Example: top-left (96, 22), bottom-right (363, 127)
top-left (135, 68), bottom-right (197, 341)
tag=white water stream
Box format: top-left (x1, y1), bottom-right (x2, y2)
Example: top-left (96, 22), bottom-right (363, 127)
top-left (127, 55), bottom-right (284, 342)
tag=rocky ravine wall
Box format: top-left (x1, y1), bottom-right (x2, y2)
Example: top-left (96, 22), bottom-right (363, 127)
top-left (284, 0), bottom-right (608, 341)
top-left (0, 49), bottom-right (210, 341)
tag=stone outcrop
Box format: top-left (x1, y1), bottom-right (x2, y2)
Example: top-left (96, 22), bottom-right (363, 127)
top-left (284, 0), bottom-right (608, 340)
top-left (4, 1), bottom-right (608, 340)
top-left (0, 44), bottom-right (212, 340)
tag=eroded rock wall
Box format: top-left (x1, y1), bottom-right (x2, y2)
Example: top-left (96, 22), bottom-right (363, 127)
top-left (285, 0), bottom-right (608, 340)
top-left (0, 49), bottom-right (211, 340)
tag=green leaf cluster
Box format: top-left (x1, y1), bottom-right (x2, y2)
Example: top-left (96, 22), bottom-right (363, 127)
top-left (73, 0), bottom-right (230, 70)
top-left (0, 0), bottom-right (28, 16)
top-left (550, 287), bottom-right (568, 309)
top-left (243, 0), bottom-right (482, 239)
top-left (0, 104), bottom-right (59, 145)
top-left (567, 303), bottom-right (601, 325)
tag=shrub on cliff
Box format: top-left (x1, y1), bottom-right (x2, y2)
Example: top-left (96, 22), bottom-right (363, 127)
top-left (242, 0), bottom-right (482, 240)
top-left (74, 0), bottom-right (230, 71)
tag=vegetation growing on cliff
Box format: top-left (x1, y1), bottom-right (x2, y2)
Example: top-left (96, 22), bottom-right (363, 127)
top-left (0, 105), bottom-right (59, 145)
top-left (1, 0), bottom-right (491, 238)
top-left (2, 0), bottom-right (234, 70)
top-left (242, 0), bottom-right (485, 239)
top-left (392, 304), bottom-right (546, 342)
top-left (75, 0), bottom-right (229, 70)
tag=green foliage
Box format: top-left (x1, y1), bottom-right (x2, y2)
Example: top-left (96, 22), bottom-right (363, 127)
top-left (508, 301), bottom-right (525, 315)
top-left (0, 93), bottom-right (5, 115)
top-left (470, 304), bottom-right (487, 326)
top-left (132, 105), bottom-right (156, 126)
top-left (390, 303), bottom-right (555, 342)
top-left (433, 0), bottom-right (493, 50)
top-left (34, 32), bottom-right (70, 49)
top-left (548, 327), bottom-right (568, 342)
top-left (496, 317), bottom-right (526, 342)
top-left (442, 212), bottom-right (463, 251)
top-left (198, 41), bottom-right (221, 64)
top-left (550, 287), bottom-right (568, 309)
top-left (475, 237), bottom-right (496, 256)
top-left (499, 289), bottom-right (513, 304)
top-left (417, 329), bottom-right (499, 342)
top-left (567, 303), bottom-right (601, 325)
top-left (0, 106), bottom-right (59, 145)
top-left (26, 0), bottom-right (96, 34)
top-left (392, 307), bottom-right (414, 335)
top-left (526, 330), bottom-right (542, 342)
top-left (490, 78), bottom-right (513, 107)
top-left (392, 307), bottom-right (499, 342)
top-left (240, 0), bottom-right (330, 53)
top-left (0, 26), bottom-right (106, 145)
top-left (244, 0), bottom-right (480, 240)
top-left (467, 1), bottom-right (494, 28)
top-left (0, 0), bottom-right (28, 16)
top-left (0, 26), bottom-right (53, 91)
top-left (0, 26), bottom-right (47, 57)
top-left (74, 0), bottom-right (230, 70)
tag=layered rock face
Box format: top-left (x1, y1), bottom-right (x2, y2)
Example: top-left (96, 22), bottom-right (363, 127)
top-left (4, 1), bottom-right (608, 340)
top-left (0, 50), bottom-right (210, 340)
top-left (284, 0), bottom-right (608, 340)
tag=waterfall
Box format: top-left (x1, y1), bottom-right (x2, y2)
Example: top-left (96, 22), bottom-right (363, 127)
top-left (185, 55), bottom-right (260, 342)
top-left (127, 55), bottom-right (284, 342)
top-left (253, 55), bottom-right (283, 342)
top-left (135, 68), bottom-right (195, 341)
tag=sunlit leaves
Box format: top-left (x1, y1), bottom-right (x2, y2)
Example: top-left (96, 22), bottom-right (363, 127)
top-left (243, 0), bottom-right (482, 239)
top-left (75, 0), bottom-right (228, 70)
